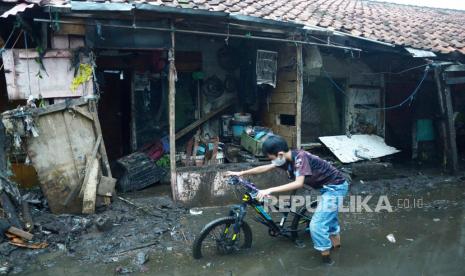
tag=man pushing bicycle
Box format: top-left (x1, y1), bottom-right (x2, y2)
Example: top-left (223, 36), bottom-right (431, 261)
top-left (226, 135), bottom-right (349, 264)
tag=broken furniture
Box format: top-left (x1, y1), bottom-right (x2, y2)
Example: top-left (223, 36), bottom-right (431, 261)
top-left (1, 98), bottom-right (116, 214)
top-left (115, 152), bottom-right (167, 192)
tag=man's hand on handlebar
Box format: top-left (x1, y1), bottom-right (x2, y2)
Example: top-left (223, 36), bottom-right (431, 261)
top-left (256, 188), bottom-right (273, 202)
top-left (225, 171), bottom-right (243, 177)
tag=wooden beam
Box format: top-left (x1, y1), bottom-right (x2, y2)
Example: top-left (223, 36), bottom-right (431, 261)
top-left (444, 64), bottom-right (465, 72)
top-left (175, 103), bottom-right (234, 140)
top-left (434, 67), bottom-right (449, 170)
top-left (6, 226), bottom-right (33, 240)
top-left (169, 22), bottom-right (177, 202)
top-left (434, 66), bottom-right (458, 173)
top-left (89, 100), bottom-right (112, 178)
top-left (296, 44), bottom-right (303, 149)
top-left (445, 76), bottom-right (465, 85)
top-left (64, 135), bottom-right (101, 206)
top-left (81, 157), bottom-right (100, 214)
top-left (443, 84), bottom-right (458, 173)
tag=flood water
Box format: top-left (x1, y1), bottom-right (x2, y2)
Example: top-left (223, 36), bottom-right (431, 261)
top-left (18, 180), bottom-right (465, 276)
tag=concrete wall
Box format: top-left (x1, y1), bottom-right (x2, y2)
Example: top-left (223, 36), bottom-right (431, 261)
top-left (175, 162), bottom-right (289, 207)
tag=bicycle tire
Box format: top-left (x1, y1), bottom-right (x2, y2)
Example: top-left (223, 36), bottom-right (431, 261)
top-left (192, 216), bottom-right (252, 259)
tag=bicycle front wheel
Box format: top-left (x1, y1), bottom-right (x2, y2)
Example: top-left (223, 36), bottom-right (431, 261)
top-left (192, 216), bottom-right (252, 259)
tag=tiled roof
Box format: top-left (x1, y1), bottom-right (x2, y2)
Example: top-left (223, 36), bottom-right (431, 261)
top-left (2, 0), bottom-right (465, 54)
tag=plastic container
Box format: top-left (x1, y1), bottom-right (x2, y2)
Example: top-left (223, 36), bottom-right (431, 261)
top-left (233, 113), bottom-right (252, 123)
top-left (231, 120), bottom-right (251, 138)
top-left (221, 115), bottom-right (233, 137)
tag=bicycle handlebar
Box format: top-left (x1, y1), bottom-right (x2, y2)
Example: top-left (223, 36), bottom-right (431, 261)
top-left (227, 176), bottom-right (259, 194)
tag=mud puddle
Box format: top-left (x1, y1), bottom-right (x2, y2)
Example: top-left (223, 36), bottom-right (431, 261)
top-left (10, 175), bottom-right (465, 275)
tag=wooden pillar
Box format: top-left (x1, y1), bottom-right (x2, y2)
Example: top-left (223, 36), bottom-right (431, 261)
top-left (296, 44), bottom-right (303, 149)
top-left (168, 23), bottom-right (177, 201)
top-left (443, 83), bottom-right (458, 173)
top-left (434, 66), bottom-right (458, 173)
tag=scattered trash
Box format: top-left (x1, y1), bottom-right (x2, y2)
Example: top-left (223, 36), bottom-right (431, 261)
top-left (95, 215), bottom-right (113, 232)
top-left (386, 233), bottom-right (396, 243)
top-left (405, 238), bottom-right (414, 242)
top-left (134, 251), bottom-right (149, 266)
top-left (360, 180), bottom-right (365, 184)
top-left (190, 208), bottom-right (203, 215)
top-left (115, 266), bottom-right (134, 274)
top-left (57, 243), bottom-right (66, 251)
top-left (0, 264), bottom-right (10, 275)
top-left (166, 247), bottom-right (173, 251)
top-left (433, 218), bottom-right (441, 222)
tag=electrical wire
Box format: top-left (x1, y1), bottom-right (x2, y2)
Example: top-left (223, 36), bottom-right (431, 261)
top-left (0, 27), bottom-right (17, 53)
top-left (321, 65), bottom-right (431, 111)
top-left (0, 30), bottom-right (24, 71)
top-left (361, 63), bottom-right (430, 75)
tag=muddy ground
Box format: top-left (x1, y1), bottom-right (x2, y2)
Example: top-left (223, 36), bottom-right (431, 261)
top-left (1, 166), bottom-right (465, 275)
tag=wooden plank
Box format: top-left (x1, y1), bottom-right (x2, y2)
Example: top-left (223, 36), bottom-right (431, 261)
top-left (97, 176), bottom-right (117, 197)
top-left (71, 106), bottom-right (93, 121)
top-left (89, 100), bottom-right (112, 178)
top-left (7, 226), bottom-right (33, 240)
top-left (268, 103), bottom-right (296, 115)
top-left (444, 64), bottom-right (465, 72)
top-left (175, 102), bottom-right (234, 140)
top-left (278, 70), bottom-right (297, 82)
top-left (443, 85), bottom-right (458, 173)
top-left (445, 76), bottom-right (465, 85)
top-left (65, 135), bottom-right (101, 205)
top-left (51, 35), bottom-right (69, 49)
top-left (55, 22), bottom-right (86, 36)
top-left (81, 158), bottom-right (100, 214)
top-left (272, 124), bottom-right (297, 136)
top-left (130, 74), bottom-right (137, 151)
top-left (21, 201), bottom-right (33, 231)
top-left (17, 49), bottom-right (73, 59)
top-left (27, 111), bottom-right (83, 214)
top-left (269, 92), bottom-right (296, 104)
top-left (296, 44), bottom-right (303, 149)
top-left (35, 97), bottom-right (88, 116)
top-left (169, 25), bottom-right (177, 201)
top-left (5, 49), bottom-right (90, 99)
top-left (1, 50), bottom-right (19, 99)
top-left (434, 67), bottom-right (451, 171)
top-left (274, 80), bottom-right (296, 94)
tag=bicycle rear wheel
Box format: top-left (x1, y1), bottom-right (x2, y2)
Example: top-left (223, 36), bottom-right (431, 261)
top-left (192, 216), bottom-right (252, 259)
top-left (290, 202), bottom-right (316, 241)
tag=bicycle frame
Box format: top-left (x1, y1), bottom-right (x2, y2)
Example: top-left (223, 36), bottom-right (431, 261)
top-left (227, 176), bottom-right (314, 239)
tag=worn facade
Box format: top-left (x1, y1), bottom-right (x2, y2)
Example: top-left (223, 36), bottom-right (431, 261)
top-left (1, 0), bottom-right (465, 208)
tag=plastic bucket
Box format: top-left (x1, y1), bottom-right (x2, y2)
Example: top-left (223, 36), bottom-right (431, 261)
top-left (231, 120), bottom-right (250, 138)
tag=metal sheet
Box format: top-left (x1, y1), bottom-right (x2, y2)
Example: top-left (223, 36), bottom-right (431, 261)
top-left (1, 3), bottom-right (35, 18)
top-left (319, 134), bottom-right (400, 163)
top-left (71, 1), bottom-right (133, 11)
top-left (405, 47), bottom-right (436, 58)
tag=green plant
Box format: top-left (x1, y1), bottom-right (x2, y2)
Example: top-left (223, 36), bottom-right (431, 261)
top-left (156, 155), bottom-right (170, 168)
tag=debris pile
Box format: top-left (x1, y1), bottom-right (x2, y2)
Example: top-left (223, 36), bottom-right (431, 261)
top-left (1, 98), bottom-right (116, 214)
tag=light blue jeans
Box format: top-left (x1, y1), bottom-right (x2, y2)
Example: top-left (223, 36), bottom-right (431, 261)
top-left (309, 181), bottom-right (349, 251)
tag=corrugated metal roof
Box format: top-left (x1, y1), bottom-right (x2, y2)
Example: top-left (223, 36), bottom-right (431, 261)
top-left (1, 3), bottom-right (35, 18)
